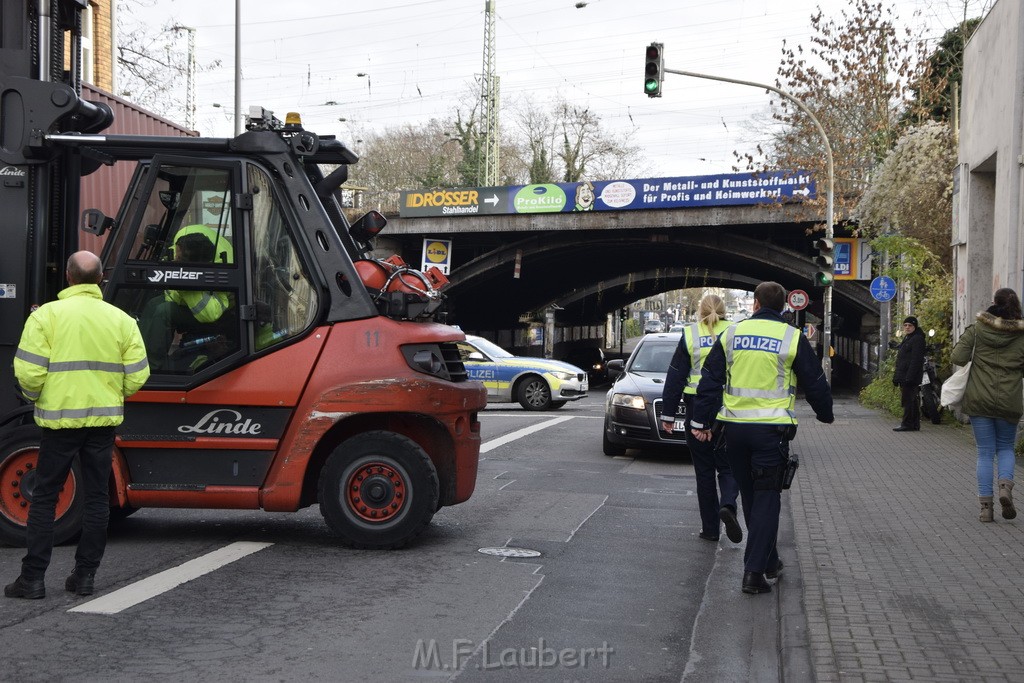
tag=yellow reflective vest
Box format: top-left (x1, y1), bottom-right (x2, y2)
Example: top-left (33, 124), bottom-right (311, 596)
top-left (14, 284), bottom-right (150, 428)
top-left (717, 318), bottom-right (799, 425)
top-left (173, 224), bottom-right (233, 264)
top-left (165, 288), bottom-right (230, 323)
top-left (682, 319), bottom-right (731, 395)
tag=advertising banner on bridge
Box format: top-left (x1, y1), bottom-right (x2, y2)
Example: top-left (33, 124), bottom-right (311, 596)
top-left (398, 171), bottom-right (816, 218)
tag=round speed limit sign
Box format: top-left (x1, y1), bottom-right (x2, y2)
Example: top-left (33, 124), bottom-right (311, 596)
top-left (787, 289), bottom-right (809, 311)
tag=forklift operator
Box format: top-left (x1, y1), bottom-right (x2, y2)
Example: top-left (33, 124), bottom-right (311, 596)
top-left (139, 232), bottom-right (233, 372)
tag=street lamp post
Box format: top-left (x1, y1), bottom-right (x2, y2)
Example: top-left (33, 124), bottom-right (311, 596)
top-left (666, 67), bottom-right (834, 383)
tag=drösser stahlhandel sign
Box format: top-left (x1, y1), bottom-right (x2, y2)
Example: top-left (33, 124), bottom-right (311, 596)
top-left (398, 171), bottom-right (816, 218)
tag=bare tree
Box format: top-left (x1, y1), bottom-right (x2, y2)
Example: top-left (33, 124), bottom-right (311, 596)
top-left (116, 0), bottom-right (220, 125)
top-left (739, 0), bottom-right (931, 220)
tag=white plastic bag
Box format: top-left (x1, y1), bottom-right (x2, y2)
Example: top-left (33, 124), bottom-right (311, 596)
top-left (940, 362), bottom-right (971, 408)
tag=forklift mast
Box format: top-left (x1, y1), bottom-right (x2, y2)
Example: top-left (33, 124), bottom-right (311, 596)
top-left (0, 0), bottom-right (113, 414)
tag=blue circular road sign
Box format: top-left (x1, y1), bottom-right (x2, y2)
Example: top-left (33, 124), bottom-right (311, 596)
top-left (870, 276), bottom-right (897, 302)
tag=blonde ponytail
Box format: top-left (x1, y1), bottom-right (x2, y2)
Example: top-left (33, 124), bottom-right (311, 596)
top-left (699, 294), bottom-right (727, 333)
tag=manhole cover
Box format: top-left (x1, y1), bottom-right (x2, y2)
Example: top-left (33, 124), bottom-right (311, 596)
top-left (477, 546), bottom-right (541, 558)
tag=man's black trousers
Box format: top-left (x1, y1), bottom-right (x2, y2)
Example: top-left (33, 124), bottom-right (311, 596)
top-left (22, 426), bottom-right (115, 580)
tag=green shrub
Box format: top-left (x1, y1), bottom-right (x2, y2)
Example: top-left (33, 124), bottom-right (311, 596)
top-left (859, 356), bottom-right (901, 416)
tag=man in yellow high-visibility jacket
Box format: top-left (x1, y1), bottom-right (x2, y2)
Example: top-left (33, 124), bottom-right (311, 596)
top-left (690, 281), bottom-right (833, 595)
top-left (5, 252), bottom-right (149, 600)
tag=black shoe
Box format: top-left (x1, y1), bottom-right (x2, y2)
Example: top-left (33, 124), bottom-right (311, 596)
top-left (742, 571), bottom-right (772, 594)
top-left (698, 531), bottom-right (719, 542)
top-left (65, 570), bottom-right (95, 596)
top-left (720, 505), bottom-right (743, 543)
top-left (893, 426), bottom-right (919, 432)
top-left (4, 575), bottom-right (45, 600)
top-left (766, 560), bottom-right (784, 580)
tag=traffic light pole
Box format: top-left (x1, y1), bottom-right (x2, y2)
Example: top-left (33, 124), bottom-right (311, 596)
top-left (665, 67), bottom-right (835, 383)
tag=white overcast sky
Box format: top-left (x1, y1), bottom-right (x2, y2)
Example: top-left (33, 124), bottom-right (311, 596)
top-left (126, 0), bottom-right (990, 179)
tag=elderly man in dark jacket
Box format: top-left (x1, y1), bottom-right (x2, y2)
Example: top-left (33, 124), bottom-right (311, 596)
top-left (893, 316), bottom-right (926, 431)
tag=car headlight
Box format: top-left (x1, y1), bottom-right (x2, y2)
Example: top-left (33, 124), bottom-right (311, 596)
top-left (611, 393), bottom-right (646, 410)
top-left (549, 371), bottom-right (576, 381)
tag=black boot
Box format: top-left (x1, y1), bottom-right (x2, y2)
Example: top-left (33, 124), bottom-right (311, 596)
top-left (720, 505), bottom-right (743, 543)
top-left (742, 571), bottom-right (771, 594)
top-left (65, 570), bottom-right (95, 596)
top-left (4, 575), bottom-right (45, 599)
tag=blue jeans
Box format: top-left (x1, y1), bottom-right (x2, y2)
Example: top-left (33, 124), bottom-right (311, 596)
top-left (969, 416), bottom-right (1017, 496)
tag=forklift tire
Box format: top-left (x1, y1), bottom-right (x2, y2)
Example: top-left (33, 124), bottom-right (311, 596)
top-left (517, 375), bottom-right (553, 411)
top-left (318, 431), bottom-right (439, 549)
top-left (0, 427), bottom-right (83, 547)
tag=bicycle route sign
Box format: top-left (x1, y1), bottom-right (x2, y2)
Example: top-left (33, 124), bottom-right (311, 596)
top-left (870, 276), bottom-right (897, 302)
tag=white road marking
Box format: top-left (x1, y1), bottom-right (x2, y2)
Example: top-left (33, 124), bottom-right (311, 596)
top-left (68, 541), bottom-right (273, 615)
top-left (480, 415), bottom-right (574, 453)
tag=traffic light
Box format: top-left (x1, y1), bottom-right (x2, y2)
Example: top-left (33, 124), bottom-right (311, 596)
top-left (619, 307), bottom-right (628, 322)
top-left (644, 42), bottom-right (664, 98)
top-left (813, 238), bottom-right (835, 287)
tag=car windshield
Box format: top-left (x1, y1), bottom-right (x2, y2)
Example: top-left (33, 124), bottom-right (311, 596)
top-left (628, 340), bottom-right (677, 373)
top-left (468, 336), bottom-right (514, 359)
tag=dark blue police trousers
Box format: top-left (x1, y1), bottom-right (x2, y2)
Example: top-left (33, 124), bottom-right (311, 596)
top-left (721, 422), bottom-right (788, 574)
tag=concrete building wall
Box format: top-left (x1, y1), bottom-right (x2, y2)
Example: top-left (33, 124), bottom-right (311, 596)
top-left (956, 0), bottom-right (1024, 336)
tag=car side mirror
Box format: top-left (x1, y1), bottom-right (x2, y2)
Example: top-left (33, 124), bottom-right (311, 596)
top-left (606, 358), bottom-right (625, 379)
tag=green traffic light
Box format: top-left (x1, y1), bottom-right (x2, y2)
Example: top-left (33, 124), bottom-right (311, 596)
top-left (814, 271), bottom-right (834, 287)
top-left (645, 78), bottom-right (660, 93)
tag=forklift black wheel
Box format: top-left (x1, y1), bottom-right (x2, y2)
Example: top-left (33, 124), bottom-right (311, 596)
top-left (516, 375), bottom-right (553, 411)
top-left (0, 427), bottom-right (83, 547)
top-left (318, 431), bottom-right (439, 549)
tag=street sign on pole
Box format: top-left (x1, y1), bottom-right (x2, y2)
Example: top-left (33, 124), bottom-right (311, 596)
top-left (870, 276), bottom-right (897, 302)
top-left (787, 289), bottom-right (809, 311)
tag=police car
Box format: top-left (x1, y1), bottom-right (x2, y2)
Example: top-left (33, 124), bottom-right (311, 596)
top-left (456, 335), bottom-right (588, 410)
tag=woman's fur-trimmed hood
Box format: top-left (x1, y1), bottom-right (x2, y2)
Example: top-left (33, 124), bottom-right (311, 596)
top-left (976, 310), bottom-right (1024, 332)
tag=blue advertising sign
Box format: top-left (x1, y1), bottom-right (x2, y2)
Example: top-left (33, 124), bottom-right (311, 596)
top-left (834, 241), bottom-right (852, 277)
top-left (870, 276), bottom-right (897, 302)
top-left (398, 171), bottom-right (816, 218)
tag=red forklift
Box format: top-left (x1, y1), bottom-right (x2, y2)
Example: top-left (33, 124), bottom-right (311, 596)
top-left (0, 0), bottom-right (486, 549)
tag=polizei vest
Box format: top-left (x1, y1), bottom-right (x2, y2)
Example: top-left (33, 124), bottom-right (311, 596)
top-left (717, 318), bottom-right (799, 424)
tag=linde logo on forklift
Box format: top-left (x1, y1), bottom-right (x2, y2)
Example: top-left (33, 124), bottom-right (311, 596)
top-left (0, 166), bottom-right (26, 176)
top-left (178, 409), bottom-right (262, 435)
top-left (148, 268), bottom-right (204, 283)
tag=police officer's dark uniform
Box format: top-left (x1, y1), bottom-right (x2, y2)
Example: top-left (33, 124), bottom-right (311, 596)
top-left (661, 317), bottom-right (741, 542)
top-left (690, 283), bottom-right (833, 594)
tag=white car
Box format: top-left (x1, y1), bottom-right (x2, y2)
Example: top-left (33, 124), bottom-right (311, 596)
top-left (643, 319), bottom-right (665, 334)
top-left (456, 335), bottom-right (588, 410)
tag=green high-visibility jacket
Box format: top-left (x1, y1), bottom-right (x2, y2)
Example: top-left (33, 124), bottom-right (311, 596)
top-left (717, 318), bottom-right (799, 425)
top-left (682, 319), bottom-right (732, 395)
top-left (14, 284), bottom-right (150, 428)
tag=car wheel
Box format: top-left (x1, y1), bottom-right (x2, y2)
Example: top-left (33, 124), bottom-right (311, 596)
top-left (517, 375), bottom-right (552, 411)
top-left (602, 424), bottom-right (627, 457)
top-left (318, 431), bottom-right (439, 549)
top-left (0, 426), bottom-right (83, 547)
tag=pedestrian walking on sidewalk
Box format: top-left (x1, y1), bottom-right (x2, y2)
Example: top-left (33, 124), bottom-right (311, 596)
top-left (4, 251), bottom-right (150, 600)
top-left (950, 287), bottom-right (1024, 523)
top-left (660, 294), bottom-right (741, 544)
top-left (892, 316), bottom-right (925, 432)
top-left (689, 281), bottom-right (833, 595)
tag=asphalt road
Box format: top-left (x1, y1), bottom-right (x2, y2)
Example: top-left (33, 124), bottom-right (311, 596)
top-left (0, 389), bottom-right (785, 682)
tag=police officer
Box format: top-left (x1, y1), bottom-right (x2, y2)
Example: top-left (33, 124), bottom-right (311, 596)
top-left (660, 293), bottom-right (741, 543)
top-left (5, 251), bottom-right (149, 599)
top-left (689, 281), bottom-right (833, 594)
